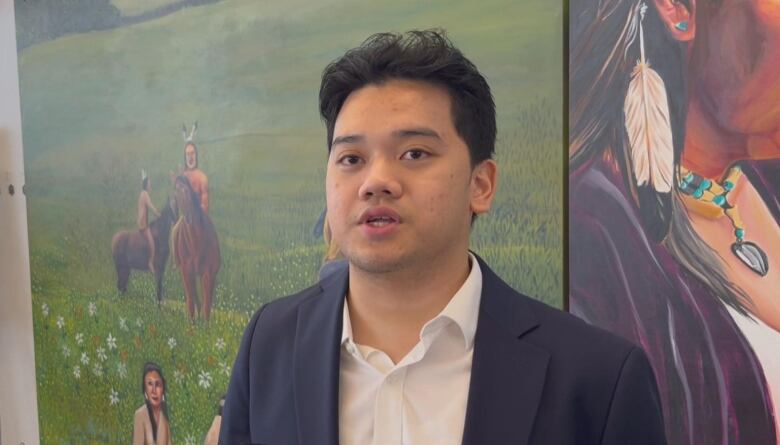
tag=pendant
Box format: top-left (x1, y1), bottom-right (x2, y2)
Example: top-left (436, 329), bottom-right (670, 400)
top-left (732, 241), bottom-right (769, 277)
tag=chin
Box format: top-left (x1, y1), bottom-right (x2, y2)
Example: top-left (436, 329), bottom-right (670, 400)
top-left (346, 251), bottom-right (409, 274)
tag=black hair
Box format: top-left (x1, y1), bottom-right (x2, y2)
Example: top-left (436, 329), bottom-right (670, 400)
top-left (141, 361), bottom-right (169, 441)
top-left (319, 29), bottom-right (496, 166)
top-left (175, 174), bottom-right (204, 224)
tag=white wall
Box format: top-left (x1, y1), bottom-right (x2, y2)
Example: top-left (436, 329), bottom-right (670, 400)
top-left (0, 0), bottom-right (40, 444)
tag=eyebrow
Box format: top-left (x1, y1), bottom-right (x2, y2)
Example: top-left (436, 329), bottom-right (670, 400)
top-left (392, 127), bottom-right (442, 140)
top-left (331, 134), bottom-right (365, 147)
top-left (331, 127), bottom-right (442, 148)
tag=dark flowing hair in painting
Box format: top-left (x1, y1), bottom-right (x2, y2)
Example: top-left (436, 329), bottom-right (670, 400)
top-left (569, 0), bottom-right (749, 315)
top-left (141, 362), bottom-right (169, 442)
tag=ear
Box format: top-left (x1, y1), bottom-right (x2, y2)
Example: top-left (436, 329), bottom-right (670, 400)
top-left (653, 0), bottom-right (695, 41)
top-left (469, 159), bottom-right (498, 216)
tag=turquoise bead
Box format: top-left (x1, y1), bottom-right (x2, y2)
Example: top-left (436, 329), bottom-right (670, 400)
top-left (693, 189), bottom-right (704, 199)
top-left (713, 195), bottom-right (726, 206)
top-left (724, 181), bottom-right (734, 191)
top-left (735, 228), bottom-right (745, 239)
top-left (675, 21), bottom-right (689, 32)
top-left (701, 179), bottom-right (712, 189)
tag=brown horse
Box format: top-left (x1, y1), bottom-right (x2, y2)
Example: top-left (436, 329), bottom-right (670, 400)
top-left (172, 175), bottom-right (220, 322)
top-left (112, 197), bottom-right (177, 303)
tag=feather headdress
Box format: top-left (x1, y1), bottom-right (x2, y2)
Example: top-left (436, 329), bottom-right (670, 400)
top-left (624, 3), bottom-right (674, 193)
top-left (182, 122), bottom-right (198, 144)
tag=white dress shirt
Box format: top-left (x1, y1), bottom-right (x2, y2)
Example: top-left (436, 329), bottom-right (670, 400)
top-left (339, 253), bottom-right (483, 445)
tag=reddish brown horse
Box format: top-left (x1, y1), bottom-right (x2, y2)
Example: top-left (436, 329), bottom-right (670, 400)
top-left (112, 198), bottom-right (177, 303)
top-left (172, 175), bottom-right (221, 322)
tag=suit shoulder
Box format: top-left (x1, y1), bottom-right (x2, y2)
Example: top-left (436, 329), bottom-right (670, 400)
top-left (523, 294), bottom-right (637, 358)
top-left (248, 281), bottom-right (323, 331)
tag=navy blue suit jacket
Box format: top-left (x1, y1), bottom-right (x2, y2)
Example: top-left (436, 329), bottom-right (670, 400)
top-left (220, 256), bottom-right (666, 444)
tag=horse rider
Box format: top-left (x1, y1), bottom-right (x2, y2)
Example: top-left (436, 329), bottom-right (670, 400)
top-left (170, 123), bottom-right (210, 267)
top-left (138, 169), bottom-right (160, 273)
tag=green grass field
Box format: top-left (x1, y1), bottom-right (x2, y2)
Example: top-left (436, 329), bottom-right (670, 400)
top-left (19, 0), bottom-right (562, 442)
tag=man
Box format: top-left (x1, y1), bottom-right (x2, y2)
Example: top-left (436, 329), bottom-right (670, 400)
top-left (138, 170), bottom-right (160, 273)
top-left (182, 141), bottom-right (209, 214)
top-left (172, 123), bottom-right (209, 214)
top-left (221, 30), bottom-right (666, 445)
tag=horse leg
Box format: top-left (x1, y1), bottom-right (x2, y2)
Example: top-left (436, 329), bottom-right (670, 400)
top-left (117, 265), bottom-right (130, 294)
top-left (201, 271), bottom-right (216, 322)
top-left (180, 264), bottom-right (198, 321)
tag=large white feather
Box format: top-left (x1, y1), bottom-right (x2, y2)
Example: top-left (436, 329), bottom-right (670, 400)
top-left (624, 60), bottom-right (674, 193)
top-left (624, 8), bottom-right (674, 194)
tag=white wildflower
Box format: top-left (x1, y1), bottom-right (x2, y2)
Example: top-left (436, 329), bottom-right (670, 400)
top-left (41, 303), bottom-right (49, 317)
top-left (61, 344), bottom-right (71, 358)
top-left (109, 388), bottom-right (119, 406)
top-left (174, 369), bottom-right (184, 384)
top-left (117, 362), bottom-right (128, 379)
top-left (219, 361), bottom-right (231, 377)
top-left (92, 363), bottom-right (103, 377)
top-left (119, 317), bottom-right (128, 331)
top-left (135, 317), bottom-right (143, 328)
top-left (75, 332), bottom-right (84, 345)
top-left (56, 316), bottom-right (64, 330)
top-left (96, 347), bottom-right (107, 362)
top-left (106, 333), bottom-right (117, 350)
top-left (73, 365), bottom-right (81, 379)
top-left (215, 338), bottom-right (226, 351)
top-left (167, 337), bottom-right (177, 350)
top-left (198, 370), bottom-right (212, 389)
top-left (185, 435), bottom-right (195, 445)
top-left (80, 352), bottom-right (90, 365)
top-left (88, 301), bottom-right (97, 317)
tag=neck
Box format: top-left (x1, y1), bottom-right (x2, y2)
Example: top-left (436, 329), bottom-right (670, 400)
top-left (346, 249), bottom-right (471, 363)
top-left (683, 97), bottom-right (748, 178)
top-left (683, 93), bottom-right (780, 178)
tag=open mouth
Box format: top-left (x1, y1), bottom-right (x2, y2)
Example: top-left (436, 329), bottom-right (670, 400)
top-left (365, 216), bottom-right (397, 227)
top-left (359, 207), bottom-right (401, 228)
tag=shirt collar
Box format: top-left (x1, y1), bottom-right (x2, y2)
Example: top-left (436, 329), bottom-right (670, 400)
top-left (341, 252), bottom-right (483, 350)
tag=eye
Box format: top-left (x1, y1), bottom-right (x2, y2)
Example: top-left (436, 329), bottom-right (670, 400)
top-left (337, 154), bottom-right (363, 166)
top-left (401, 149), bottom-right (429, 160)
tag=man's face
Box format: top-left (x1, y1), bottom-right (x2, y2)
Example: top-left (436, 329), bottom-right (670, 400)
top-left (325, 79), bottom-right (495, 274)
top-left (185, 144), bottom-right (197, 169)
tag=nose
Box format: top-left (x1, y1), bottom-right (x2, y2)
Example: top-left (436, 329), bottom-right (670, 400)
top-left (358, 158), bottom-right (402, 200)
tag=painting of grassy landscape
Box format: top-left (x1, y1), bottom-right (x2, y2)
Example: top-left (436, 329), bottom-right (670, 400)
top-left (18, 0), bottom-right (562, 442)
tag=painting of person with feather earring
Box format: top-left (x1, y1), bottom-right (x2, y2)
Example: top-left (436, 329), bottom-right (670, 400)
top-left (569, 0), bottom-right (780, 443)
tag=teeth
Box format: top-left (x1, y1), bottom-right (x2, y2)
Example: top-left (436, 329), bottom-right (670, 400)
top-left (367, 216), bottom-right (394, 226)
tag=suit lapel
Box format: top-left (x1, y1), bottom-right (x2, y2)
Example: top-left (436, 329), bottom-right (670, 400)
top-left (293, 268), bottom-right (348, 445)
top-left (461, 257), bottom-right (550, 445)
